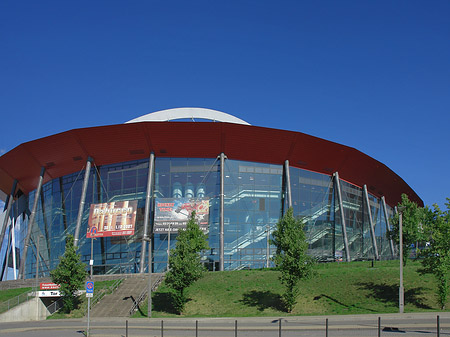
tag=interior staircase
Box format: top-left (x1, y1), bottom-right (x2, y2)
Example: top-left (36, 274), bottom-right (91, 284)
top-left (90, 273), bottom-right (163, 317)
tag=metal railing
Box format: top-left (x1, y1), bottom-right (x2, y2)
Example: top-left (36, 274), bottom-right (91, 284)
top-left (46, 297), bottom-right (64, 314)
top-left (0, 289), bottom-right (34, 314)
top-left (129, 274), bottom-right (164, 315)
top-left (120, 315), bottom-right (449, 337)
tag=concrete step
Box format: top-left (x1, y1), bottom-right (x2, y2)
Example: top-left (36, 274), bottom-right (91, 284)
top-left (90, 273), bottom-right (163, 317)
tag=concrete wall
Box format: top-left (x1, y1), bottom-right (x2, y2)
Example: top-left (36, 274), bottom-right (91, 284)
top-left (0, 273), bottom-right (146, 322)
top-left (0, 297), bottom-right (50, 322)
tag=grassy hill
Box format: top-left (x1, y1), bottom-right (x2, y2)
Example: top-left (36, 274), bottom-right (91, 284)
top-left (135, 260), bottom-right (444, 317)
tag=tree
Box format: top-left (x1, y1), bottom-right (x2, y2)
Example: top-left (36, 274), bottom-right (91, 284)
top-left (271, 207), bottom-right (314, 312)
top-left (50, 234), bottom-right (87, 313)
top-left (418, 200), bottom-right (450, 309)
top-left (165, 211), bottom-right (209, 313)
top-left (389, 194), bottom-right (423, 265)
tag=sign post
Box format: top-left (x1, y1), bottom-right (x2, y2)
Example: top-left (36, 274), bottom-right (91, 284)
top-left (86, 281), bottom-right (94, 336)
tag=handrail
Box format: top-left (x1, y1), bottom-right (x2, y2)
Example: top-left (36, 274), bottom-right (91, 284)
top-left (46, 297), bottom-right (64, 314)
top-left (129, 274), bottom-right (164, 315)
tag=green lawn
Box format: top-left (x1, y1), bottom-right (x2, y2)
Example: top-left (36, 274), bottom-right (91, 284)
top-left (134, 260), bottom-right (443, 317)
top-left (0, 287), bottom-right (32, 303)
top-left (0, 287), bottom-right (33, 314)
top-left (2, 261), bottom-right (441, 319)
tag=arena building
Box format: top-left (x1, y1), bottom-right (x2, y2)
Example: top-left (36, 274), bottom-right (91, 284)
top-left (0, 108), bottom-right (422, 280)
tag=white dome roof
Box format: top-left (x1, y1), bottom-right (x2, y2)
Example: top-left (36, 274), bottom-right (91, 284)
top-left (126, 107), bottom-right (250, 125)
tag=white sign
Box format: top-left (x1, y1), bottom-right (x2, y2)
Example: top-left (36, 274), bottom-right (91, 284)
top-left (86, 292), bottom-right (93, 298)
top-left (39, 290), bottom-right (61, 297)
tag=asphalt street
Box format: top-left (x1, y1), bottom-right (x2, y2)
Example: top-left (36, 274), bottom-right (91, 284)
top-left (1, 312), bottom-right (450, 337)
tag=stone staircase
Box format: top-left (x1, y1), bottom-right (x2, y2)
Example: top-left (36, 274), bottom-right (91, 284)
top-left (90, 274), bottom-right (163, 317)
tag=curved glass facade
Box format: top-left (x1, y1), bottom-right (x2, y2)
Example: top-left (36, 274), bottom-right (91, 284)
top-left (0, 157), bottom-right (396, 280)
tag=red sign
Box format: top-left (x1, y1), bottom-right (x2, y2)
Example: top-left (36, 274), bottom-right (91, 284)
top-left (40, 282), bottom-right (60, 290)
top-left (87, 200), bottom-right (138, 238)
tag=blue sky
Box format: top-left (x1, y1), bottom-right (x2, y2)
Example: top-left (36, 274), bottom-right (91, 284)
top-left (0, 1), bottom-right (449, 209)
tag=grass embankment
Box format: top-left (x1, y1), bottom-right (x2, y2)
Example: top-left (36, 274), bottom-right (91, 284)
top-left (0, 287), bottom-right (33, 314)
top-left (135, 260), bottom-right (442, 318)
top-left (0, 287), bottom-right (32, 303)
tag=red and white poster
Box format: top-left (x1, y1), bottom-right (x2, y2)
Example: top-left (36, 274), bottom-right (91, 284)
top-left (153, 198), bottom-right (210, 233)
top-left (87, 200), bottom-right (138, 238)
top-left (40, 283), bottom-right (60, 290)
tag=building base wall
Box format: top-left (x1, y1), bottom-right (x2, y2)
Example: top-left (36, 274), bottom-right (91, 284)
top-left (0, 296), bottom-right (50, 322)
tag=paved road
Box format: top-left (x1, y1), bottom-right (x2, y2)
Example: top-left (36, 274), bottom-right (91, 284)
top-left (1, 312), bottom-right (450, 337)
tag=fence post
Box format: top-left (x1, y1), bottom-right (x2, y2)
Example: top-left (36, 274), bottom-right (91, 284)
top-left (378, 317), bottom-right (381, 337)
top-left (326, 318), bottom-right (328, 337)
top-left (161, 320), bottom-right (164, 337)
top-left (279, 318), bottom-right (282, 337)
top-left (196, 320), bottom-right (198, 337)
top-left (125, 320), bottom-right (128, 337)
top-left (235, 320), bottom-right (238, 337)
top-left (437, 315), bottom-right (440, 337)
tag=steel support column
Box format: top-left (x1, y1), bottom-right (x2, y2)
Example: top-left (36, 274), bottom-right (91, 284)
top-left (381, 196), bottom-right (396, 257)
top-left (363, 185), bottom-right (379, 260)
top-left (74, 157), bottom-right (93, 247)
top-left (398, 209), bottom-right (405, 313)
top-left (11, 219), bottom-right (17, 279)
top-left (147, 239), bottom-right (152, 317)
top-left (2, 180), bottom-right (17, 212)
top-left (281, 168), bottom-right (286, 216)
top-left (1, 219), bottom-right (13, 280)
top-left (284, 160), bottom-right (292, 209)
top-left (219, 153), bottom-right (226, 271)
top-left (19, 167), bottom-right (45, 279)
top-left (2, 218), bottom-right (18, 280)
top-left (334, 172), bottom-right (351, 262)
top-left (0, 180), bottom-right (17, 257)
top-left (140, 152), bottom-right (155, 274)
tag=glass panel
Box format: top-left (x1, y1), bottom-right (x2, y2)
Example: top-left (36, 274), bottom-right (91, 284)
top-left (290, 168), bottom-right (335, 261)
top-left (223, 160), bottom-right (282, 270)
top-left (340, 181), bottom-right (375, 261)
top-left (10, 154), bottom-right (400, 278)
top-left (153, 158), bottom-right (219, 272)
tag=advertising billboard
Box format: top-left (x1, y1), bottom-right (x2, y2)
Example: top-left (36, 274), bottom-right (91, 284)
top-left (153, 198), bottom-right (210, 233)
top-left (87, 200), bottom-right (138, 238)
